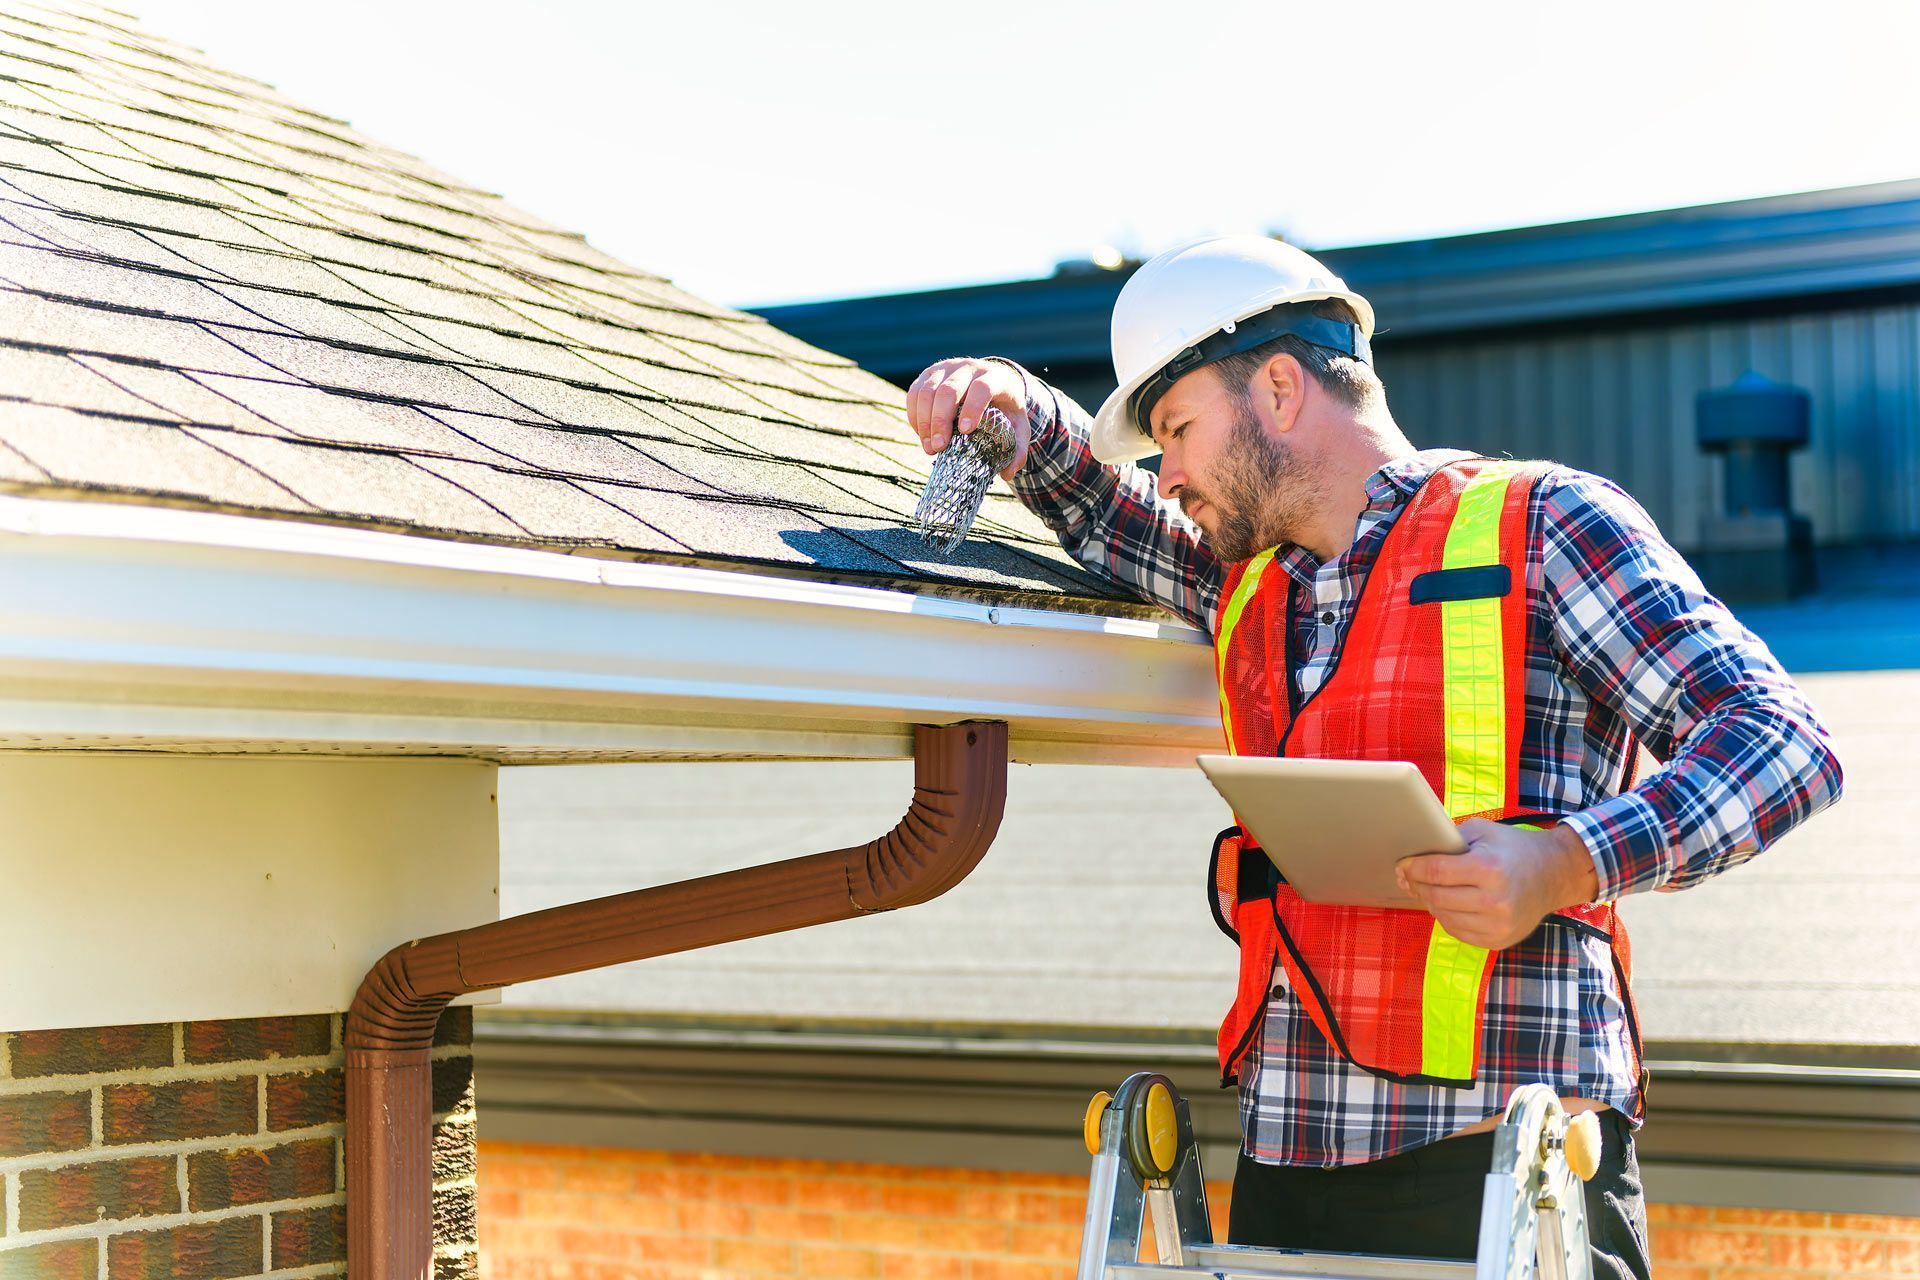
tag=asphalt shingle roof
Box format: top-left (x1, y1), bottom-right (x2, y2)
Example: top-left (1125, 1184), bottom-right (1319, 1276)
top-left (0, 3), bottom-right (1134, 609)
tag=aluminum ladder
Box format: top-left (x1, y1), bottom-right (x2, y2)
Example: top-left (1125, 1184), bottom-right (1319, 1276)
top-left (1076, 1075), bottom-right (1602, 1280)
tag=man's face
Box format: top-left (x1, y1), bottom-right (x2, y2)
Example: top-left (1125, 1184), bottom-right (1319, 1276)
top-left (1149, 365), bottom-right (1304, 564)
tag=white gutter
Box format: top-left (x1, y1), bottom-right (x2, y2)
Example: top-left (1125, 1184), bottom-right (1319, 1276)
top-left (0, 494), bottom-right (1220, 767)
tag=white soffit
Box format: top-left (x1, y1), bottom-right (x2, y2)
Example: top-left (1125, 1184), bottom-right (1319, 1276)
top-left (0, 495), bottom-right (1221, 767)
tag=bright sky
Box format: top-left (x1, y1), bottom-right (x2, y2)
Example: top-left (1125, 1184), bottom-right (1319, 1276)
top-left (126, 1), bottom-right (1920, 309)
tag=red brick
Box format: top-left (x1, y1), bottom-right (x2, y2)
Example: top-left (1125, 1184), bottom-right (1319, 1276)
top-left (11, 1023), bottom-right (173, 1077)
top-left (435, 1005), bottom-right (474, 1047)
top-left (709, 1170), bottom-right (793, 1207)
top-left (970, 1261), bottom-right (1070, 1280)
top-left (486, 1220), bottom-right (567, 1256)
top-left (0, 1238), bottom-right (97, 1280)
top-left (271, 1202), bottom-right (346, 1267)
top-left (1646, 1202), bottom-right (1712, 1225)
top-left (798, 1245), bottom-right (880, 1279)
top-left (1653, 1227), bottom-right (1774, 1266)
top-left (815, 1178), bottom-right (883, 1213)
top-left (1770, 1233), bottom-right (1888, 1271)
top-left (881, 1184), bottom-right (964, 1218)
top-left (639, 1167), bottom-right (718, 1198)
top-left (478, 1188), bottom-right (520, 1218)
top-left (959, 1188), bottom-right (1018, 1219)
top-left (1013, 1191), bottom-right (1087, 1226)
top-left (1834, 1212), bottom-right (1920, 1235)
top-left (435, 1249), bottom-right (480, 1280)
top-left (668, 1149), bottom-right (750, 1170)
top-left (921, 1220), bottom-right (1011, 1252)
top-left (519, 1189), bottom-right (595, 1222)
top-left (880, 1254), bottom-right (964, 1280)
top-left (1004, 1172), bottom-right (1082, 1191)
top-left (188, 1137), bottom-right (334, 1209)
top-left (432, 1053), bottom-right (474, 1115)
top-left (435, 1113), bottom-right (477, 1182)
top-left (479, 1154), bottom-right (557, 1190)
top-left (754, 1206), bottom-right (837, 1241)
top-left (678, 1200), bottom-right (752, 1235)
top-left (1007, 1225), bottom-right (1080, 1258)
top-left (184, 1015), bottom-right (332, 1064)
top-left (265, 1067), bottom-right (343, 1130)
top-left (19, 1154), bottom-right (178, 1230)
top-left (716, 1238), bottom-right (796, 1273)
top-left (1714, 1206), bottom-right (1824, 1229)
top-left (103, 1076), bottom-right (255, 1144)
top-left (436, 1180), bottom-right (478, 1249)
top-left (0, 1088), bottom-right (92, 1157)
top-left (555, 1225), bottom-right (636, 1258)
top-left (561, 1159), bottom-right (639, 1194)
top-left (625, 1233), bottom-right (713, 1266)
top-left (108, 1217), bottom-right (263, 1280)
top-left (589, 1194), bottom-right (676, 1232)
top-left (840, 1215), bottom-right (922, 1249)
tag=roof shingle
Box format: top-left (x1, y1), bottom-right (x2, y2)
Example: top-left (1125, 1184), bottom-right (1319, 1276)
top-left (0, 3), bottom-right (1134, 612)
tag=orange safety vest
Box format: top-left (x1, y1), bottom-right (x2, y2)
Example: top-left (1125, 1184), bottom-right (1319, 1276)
top-left (1208, 458), bottom-right (1643, 1090)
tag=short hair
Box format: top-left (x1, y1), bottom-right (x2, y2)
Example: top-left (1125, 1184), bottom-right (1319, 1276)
top-left (1206, 298), bottom-right (1382, 413)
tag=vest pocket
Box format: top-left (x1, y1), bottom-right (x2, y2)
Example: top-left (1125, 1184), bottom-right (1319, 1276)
top-left (1408, 563), bottom-right (1512, 603)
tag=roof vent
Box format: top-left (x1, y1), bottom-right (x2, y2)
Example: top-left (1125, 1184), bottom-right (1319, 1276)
top-left (1693, 371), bottom-right (1815, 601)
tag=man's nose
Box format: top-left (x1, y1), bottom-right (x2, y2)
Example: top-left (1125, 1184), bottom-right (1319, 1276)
top-left (1158, 453), bottom-right (1187, 496)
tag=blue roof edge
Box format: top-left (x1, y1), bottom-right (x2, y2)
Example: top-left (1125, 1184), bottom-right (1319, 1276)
top-left (756, 178), bottom-right (1920, 373)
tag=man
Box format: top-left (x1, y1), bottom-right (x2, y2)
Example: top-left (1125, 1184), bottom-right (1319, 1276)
top-left (903, 236), bottom-right (1843, 1278)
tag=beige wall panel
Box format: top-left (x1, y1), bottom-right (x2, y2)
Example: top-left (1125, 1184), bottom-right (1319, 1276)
top-left (0, 754), bottom-right (499, 1032)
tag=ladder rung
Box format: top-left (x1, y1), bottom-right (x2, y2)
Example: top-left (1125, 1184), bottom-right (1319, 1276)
top-left (1110, 1246), bottom-right (1476, 1280)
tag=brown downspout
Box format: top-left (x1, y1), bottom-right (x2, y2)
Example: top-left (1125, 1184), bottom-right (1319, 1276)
top-left (345, 721), bottom-right (1008, 1280)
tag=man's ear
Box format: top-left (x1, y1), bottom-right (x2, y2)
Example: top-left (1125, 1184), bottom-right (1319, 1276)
top-left (1261, 351), bottom-right (1309, 435)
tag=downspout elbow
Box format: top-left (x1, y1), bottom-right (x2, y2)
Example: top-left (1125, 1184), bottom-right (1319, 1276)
top-left (848, 720), bottom-right (1007, 911)
top-left (347, 720), bottom-right (1008, 1280)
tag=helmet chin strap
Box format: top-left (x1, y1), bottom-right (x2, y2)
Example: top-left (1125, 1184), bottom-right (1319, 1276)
top-left (1130, 302), bottom-right (1372, 442)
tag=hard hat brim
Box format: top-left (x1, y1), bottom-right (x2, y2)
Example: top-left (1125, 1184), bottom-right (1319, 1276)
top-left (1091, 369), bottom-right (1173, 465)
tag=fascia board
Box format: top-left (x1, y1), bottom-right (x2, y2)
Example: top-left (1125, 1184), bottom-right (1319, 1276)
top-left (0, 495), bottom-right (1221, 766)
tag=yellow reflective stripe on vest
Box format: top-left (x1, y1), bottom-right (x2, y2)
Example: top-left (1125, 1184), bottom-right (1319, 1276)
top-left (1421, 462), bottom-right (1520, 1079)
top-left (1421, 924), bottom-right (1485, 1079)
top-left (1438, 463), bottom-right (1519, 820)
top-left (1213, 548), bottom-right (1277, 755)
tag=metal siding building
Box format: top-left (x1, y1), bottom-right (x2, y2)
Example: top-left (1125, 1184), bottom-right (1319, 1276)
top-left (758, 180), bottom-right (1920, 551)
top-left (1380, 303), bottom-right (1920, 548)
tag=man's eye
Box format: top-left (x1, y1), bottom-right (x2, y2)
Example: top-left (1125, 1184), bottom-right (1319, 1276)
top-left (1170, 424), bottom-right (1187, 441)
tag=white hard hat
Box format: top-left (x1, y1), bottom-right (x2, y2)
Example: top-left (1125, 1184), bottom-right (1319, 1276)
top-left (1089, 235), bottom-right (1376, 464)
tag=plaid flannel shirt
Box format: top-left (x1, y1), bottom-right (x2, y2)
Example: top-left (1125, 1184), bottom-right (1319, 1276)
top-left (998, 361), bottom-right (1844, 1167)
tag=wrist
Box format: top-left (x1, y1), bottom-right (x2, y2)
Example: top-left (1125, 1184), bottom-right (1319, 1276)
top-left (1551, 821), bottom-right (1601, 908)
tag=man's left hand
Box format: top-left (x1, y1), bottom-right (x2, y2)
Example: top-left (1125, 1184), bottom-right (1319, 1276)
top-left (1397, 820), bottom-right (1602, 950)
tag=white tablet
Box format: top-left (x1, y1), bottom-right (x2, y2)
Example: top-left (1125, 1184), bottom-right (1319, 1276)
top-left (1195, 756), bottom-right (1467, 908)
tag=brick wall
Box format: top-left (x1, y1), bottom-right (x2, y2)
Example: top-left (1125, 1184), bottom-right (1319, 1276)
top-left (1648, 1204), bottom-right (1920, 1278)
top-left (0, 1009), bottom-right (476, 1279)
top-left (475, 1143), bottom-right (1918, 1280)
top-left (476, 1143), bottom-right (1216, 1280)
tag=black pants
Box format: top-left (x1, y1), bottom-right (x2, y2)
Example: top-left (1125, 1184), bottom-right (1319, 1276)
top-left (1228, 1109), bottom-right (1651, 1280)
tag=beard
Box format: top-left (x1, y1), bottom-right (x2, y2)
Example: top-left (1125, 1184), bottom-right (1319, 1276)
top-left (1179, 399), bottom-right (1310, 564)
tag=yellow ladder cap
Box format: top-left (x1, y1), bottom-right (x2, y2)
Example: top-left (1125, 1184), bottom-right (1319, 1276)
top-left (1083, 1091), bottom-right (1112, 1156)
top-left (1143, 1081), bottom-right (1178, 1175)
top-left (1564, 1111), bottom-right (1602, 1182)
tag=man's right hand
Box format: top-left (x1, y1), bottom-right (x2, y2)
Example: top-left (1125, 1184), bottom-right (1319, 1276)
top-left (906, 358), bottom-right (1032, 479)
